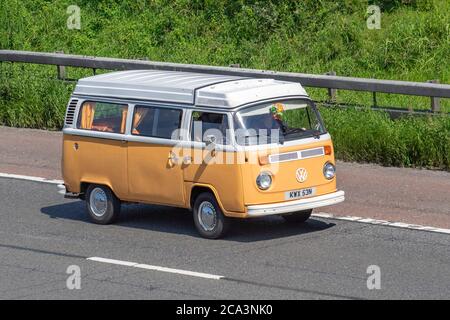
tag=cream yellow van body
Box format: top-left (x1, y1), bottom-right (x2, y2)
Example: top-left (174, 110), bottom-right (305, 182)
top-left (61, 70), bottom-right (344, 236)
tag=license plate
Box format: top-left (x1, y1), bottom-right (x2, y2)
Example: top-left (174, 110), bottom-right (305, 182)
top-left (285, 188), bottom-right (316, 200)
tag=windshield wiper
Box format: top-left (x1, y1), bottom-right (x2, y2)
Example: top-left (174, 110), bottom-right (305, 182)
top-left (283, 128), bottom-right (322, 140)
top-left (284, 128), bottom-right (306, 135)
top-left (312, 130), bottom-right (321, 139)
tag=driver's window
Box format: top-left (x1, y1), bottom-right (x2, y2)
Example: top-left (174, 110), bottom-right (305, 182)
top-left (190, 111), bottom-right (229, 145)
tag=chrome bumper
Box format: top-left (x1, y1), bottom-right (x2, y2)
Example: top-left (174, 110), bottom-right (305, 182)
top-left (57, 184), bottom-right (66, 195)
top-left (57, 184), bottom-right (80, 199)
top-left (246, 190), bottom-right (345, 217)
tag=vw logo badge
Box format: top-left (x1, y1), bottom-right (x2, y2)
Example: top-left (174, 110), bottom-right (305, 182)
top-left (296, 168), bottom-right (308, 183)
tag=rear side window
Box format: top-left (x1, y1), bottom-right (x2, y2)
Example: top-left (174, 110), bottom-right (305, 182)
top-left (77, 101), bottom-right (128, 134)
top-left (132, 106), bottom-right (182, 140)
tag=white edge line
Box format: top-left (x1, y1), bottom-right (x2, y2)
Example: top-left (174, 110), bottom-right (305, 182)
top-left (87, 257), bottom-right (224, 280)
top-left (0, 172), bottom-right (63, 185)
top-left (1, 172), bottom-right (449, 236)
top-left (313, 212), bottom-right (450, 235)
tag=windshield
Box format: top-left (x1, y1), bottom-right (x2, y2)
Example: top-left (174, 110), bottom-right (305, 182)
top-left (234, 99), bottom-right (326, 145)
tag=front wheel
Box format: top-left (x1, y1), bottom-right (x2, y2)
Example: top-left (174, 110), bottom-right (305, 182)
top-left (86, 184), bottom-right (121, 224)
top-left (193, 193), bottom-right (230, 239)
top-left (281, 209), bottom-right (312, 223)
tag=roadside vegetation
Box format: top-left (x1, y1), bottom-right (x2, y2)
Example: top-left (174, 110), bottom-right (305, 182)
top-left (321, 107), bottom-right (450, 169)
top-left (0, 0), bottom-right (449, 169)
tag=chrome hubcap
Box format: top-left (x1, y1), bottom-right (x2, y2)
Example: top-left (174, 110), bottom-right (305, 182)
top-left (90, 187), bottom-right (107, 217)
top-left (198, 201), bottom-right (217, 231)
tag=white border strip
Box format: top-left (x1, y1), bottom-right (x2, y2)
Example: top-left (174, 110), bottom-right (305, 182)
top-left (313, 212), bottom-right (450, 235)
top-left (0, 173), bottom-right (63, 185)
top-left (87, 257), bottom-right (224, 280)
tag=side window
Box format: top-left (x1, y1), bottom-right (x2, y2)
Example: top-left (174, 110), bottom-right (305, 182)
top-left (77, 101), bottom-right (128, 134)
top-left (132, 106), bottom-right (182, 140)
top-left (191, 112), bottom-right (229, 145)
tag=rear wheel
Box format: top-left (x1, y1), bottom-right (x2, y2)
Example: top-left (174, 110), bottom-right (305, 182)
top-left (86, 184), bottom-right (121, 224)
top-left (282, 209), bottom-right (312, 223)
top-left (193, 192), bottom-right (230, 239)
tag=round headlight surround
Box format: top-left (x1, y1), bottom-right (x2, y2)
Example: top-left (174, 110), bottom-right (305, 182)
top-left (323, 162), bottom-right (336, 180)
top-left (256, 172), bottom-right (273, 190)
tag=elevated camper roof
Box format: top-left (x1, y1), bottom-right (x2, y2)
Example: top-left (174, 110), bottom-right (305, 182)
top-left (73, 70), bottom-right (308, 109)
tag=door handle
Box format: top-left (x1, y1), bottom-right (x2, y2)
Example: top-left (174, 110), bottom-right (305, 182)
top-left (168, 151), bottom-right (179, 166)
top-left (182, 156), bottom-right (192, 165)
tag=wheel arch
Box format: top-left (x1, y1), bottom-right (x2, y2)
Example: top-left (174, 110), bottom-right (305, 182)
top-left (80, 181), bottom-right (119, 200)
top-left (190, 184), bottom-right (219, 209)
top-left (188, 183), bottom-right (247, 218)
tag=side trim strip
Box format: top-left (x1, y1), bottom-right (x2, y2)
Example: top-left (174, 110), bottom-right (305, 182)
top-left (63, 128), bottom-right (239, 151)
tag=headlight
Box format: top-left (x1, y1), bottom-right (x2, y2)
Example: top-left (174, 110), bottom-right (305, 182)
top-left (256, 172), bottom-right (272, 190)
top-left (323, 162), bottom-right (336, 180)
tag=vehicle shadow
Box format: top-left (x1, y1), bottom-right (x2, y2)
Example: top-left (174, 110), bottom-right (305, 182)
top-left (40, 201), bottom-right (335, 242)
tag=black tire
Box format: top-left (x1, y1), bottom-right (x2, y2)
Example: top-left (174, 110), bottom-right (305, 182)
top-left (281, 209), bottom-right (312, 223)
top-left (85, 184), bottom-right (121, 224)
top-left (193, 192), bottom-right (230, 239)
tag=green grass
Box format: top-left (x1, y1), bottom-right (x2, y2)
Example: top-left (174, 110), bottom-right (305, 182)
top-left (0, 0), bottom-right (449, 168)
top-left (320, 107), bottom-right (450, 169)
top-left (0, 64), bottom-right (75, 129)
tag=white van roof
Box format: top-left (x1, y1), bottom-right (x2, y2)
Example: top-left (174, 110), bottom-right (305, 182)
top-left (73, 70), bottom-right (308, 109)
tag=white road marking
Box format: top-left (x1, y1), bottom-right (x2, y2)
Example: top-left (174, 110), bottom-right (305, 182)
top-left (87, 256), bottom-right (224, 280)
top-left (1, 172), bottom-right (449, 236)
top-left (313, 212), bottom-right (450, 235)
top-left (87, 257), bottom-right (138, 267)
top-left (0, 172), bottom-right (63, 185)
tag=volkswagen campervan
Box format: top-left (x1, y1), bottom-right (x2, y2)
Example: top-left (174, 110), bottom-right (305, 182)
top-left (60, 70), bottom-right (344, 238)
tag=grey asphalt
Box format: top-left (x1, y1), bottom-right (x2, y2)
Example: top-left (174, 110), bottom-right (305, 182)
top-left (4, 125), bottom-right (450, 229)
top-left (0, 177), bottom-right (449, 300)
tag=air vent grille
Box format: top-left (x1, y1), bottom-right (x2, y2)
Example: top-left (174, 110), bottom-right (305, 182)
top-left (269, 152), bottom-right (298, 163)
top-left (65, 99), bottom-right (78, 125)
top-left (269, 147), bottom-right (325, 164)
top-left (300, 148), bottom-right (324, 159)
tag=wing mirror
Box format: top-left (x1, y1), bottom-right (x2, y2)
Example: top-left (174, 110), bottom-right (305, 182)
top-left (205, 135), bottom-right (217, 156)
top-left (205, 135), bottom-right (217, 148)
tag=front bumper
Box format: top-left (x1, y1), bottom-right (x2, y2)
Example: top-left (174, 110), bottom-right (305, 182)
top-left (246, 190), bottom-right (345, 217)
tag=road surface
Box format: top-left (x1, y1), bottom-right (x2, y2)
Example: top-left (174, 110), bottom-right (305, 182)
top-left (0, 177), bottom-right (449, 299)
top-left (1, 126), bottom-right (450, 228)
